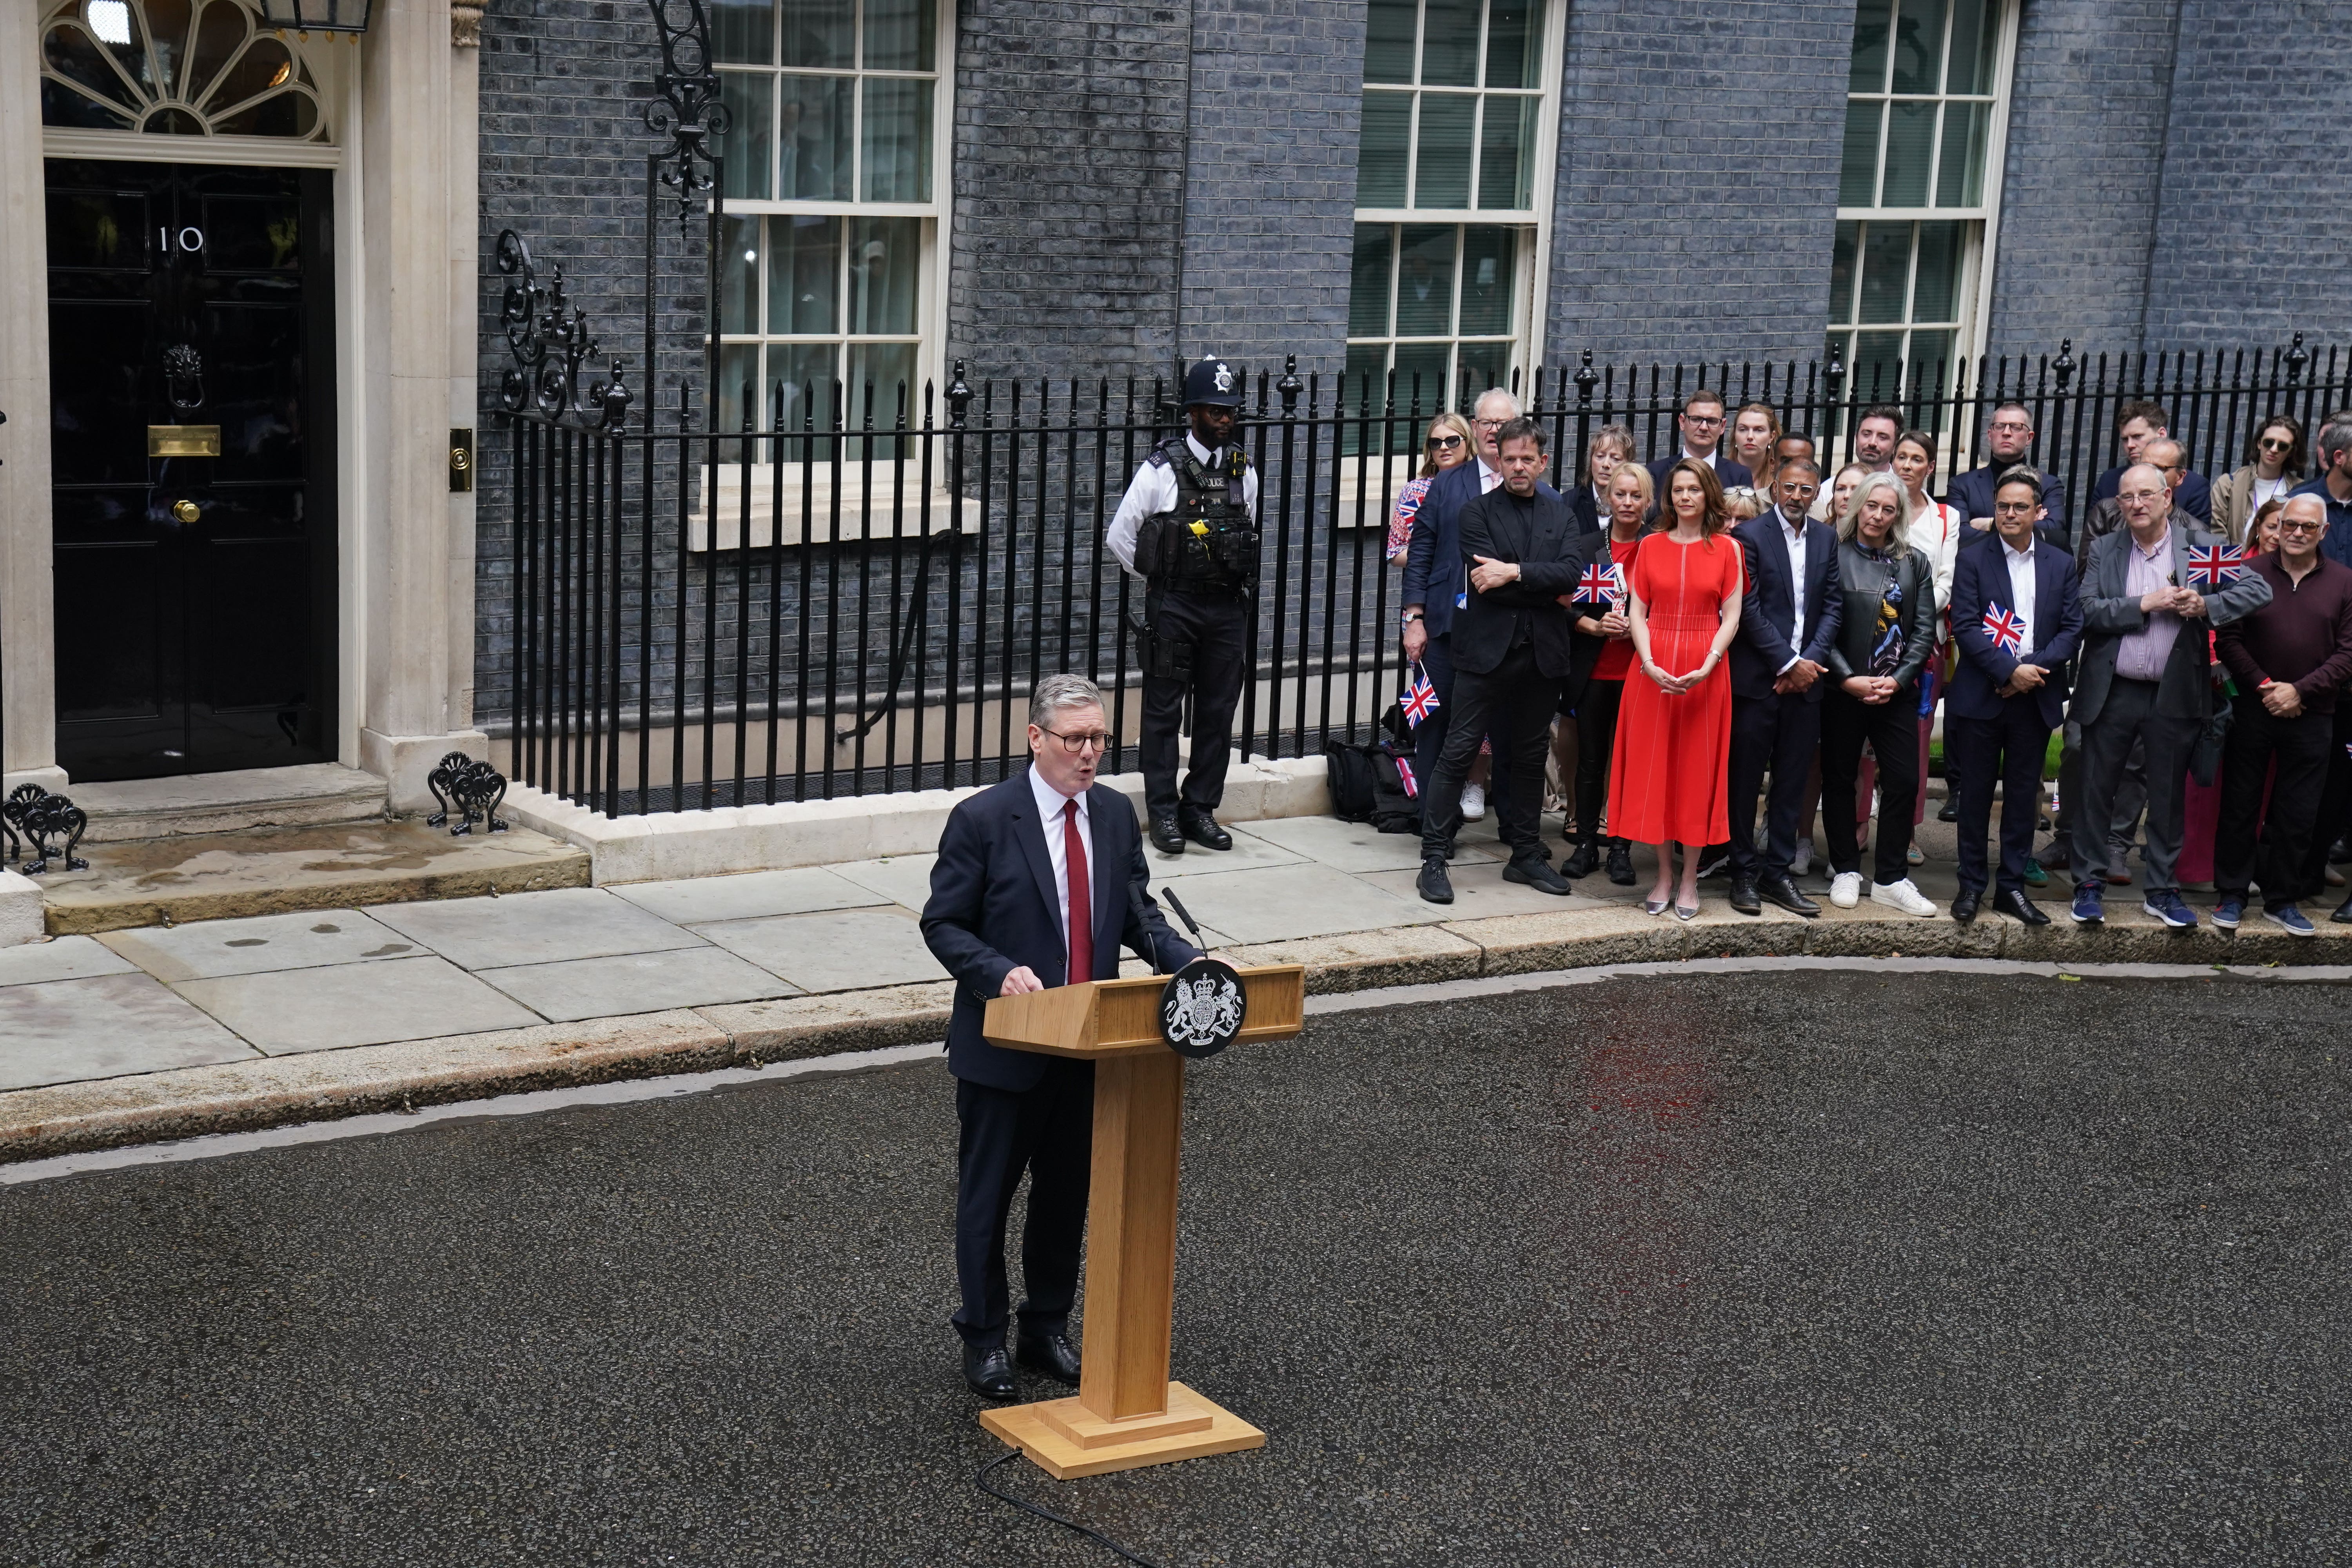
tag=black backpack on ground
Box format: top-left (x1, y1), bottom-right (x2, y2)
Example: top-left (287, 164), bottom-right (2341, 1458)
top-left (1324, 705), bottom-right (1422, 834)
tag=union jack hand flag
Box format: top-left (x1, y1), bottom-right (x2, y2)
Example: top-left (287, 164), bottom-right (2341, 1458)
top-left (1574, 560), bottom-right (1626, 605)
top-left (1401, 664), bottom-right (1441, 728)
top-left (1982, 601), bottom-right (2027, 656)
top-left (2186, 542), bottom-right (2246, 587)
top-left (1394, 757), bottom-right (1419, 798)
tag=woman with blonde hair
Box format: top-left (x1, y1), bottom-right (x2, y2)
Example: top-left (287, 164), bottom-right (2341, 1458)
top-left (1384, 411), bottom-right (1476, 564)
top-left (1608, 459), bottom-right (1743, 919)
top-left (1721, 403), bottom-right (1783, 520)
top-left (1563, 461), bottom-right (1654, 884)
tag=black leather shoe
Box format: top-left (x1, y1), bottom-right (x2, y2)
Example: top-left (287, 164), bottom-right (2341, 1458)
top-left (1016, 1330), bottom-right (1082, 1385)
top-left (1178, 808), bottom-right (1231, 851)
top-left (1951, 887), bottom-right (1982, 923)
top-left (1149, 813), bottom-right (1185, 855)
top-left (1758, 875), bottom-right (1820, 917)
top-left (1504, 855), bottom-right (1573, 895)
top-left (964, 1343), bottom-right (1017, 1399)
top-left (1936, 798), bottom-right (1959, 822)
top-left (1606, 842), bottom-right (1636, 886)
top-left (1562, 840), bottom-right (1599, 878)
top-left (1416, 858), bottom-right (1454, 904)
top-left (2334, 894), bottom-right (2352, 925)
top-left (1729, 873), bottom-right (1762, 915)
top-left (1995, 888), bottom-right (2051, 926)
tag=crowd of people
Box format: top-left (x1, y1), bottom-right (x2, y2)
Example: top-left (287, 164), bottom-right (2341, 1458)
top-left (1391, 385), bottom-right (2352, 931)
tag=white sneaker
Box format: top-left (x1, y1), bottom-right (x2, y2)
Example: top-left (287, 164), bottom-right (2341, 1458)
top-left (1460, 782), bottom-right (1486, 821)
top-left (1829, 871), bottom-right (1864, 908)
top-left (1789, 839), bottom-right (1815, 877)
top-left (1871, 878), bottom-right (1938, 917)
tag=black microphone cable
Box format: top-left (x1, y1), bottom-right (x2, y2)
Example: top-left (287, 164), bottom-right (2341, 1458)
top-left (974, 1449), bottom-right (1168, 1567)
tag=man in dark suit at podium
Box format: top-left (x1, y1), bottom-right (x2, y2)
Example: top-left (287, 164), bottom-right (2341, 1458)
top-left (920, 673), bottom-right (1200, 1399)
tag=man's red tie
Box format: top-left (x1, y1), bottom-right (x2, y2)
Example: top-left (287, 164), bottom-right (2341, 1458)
top-left (1062, 798), bottom-right (1093, 985)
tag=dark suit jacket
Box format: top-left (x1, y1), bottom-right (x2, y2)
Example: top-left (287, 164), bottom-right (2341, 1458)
top-left (1450, 486), bottom-right (1585, 678)
top-left (2094, 463), bottom-right (2212, 526)
top-left (1646, 454), bottom-right (1753, 493)
top-left (1401, 463), bottom-right (1528, 642)
top-left (1822, 540), bottom-right (1938, 695)
top-left (1947, 535), bottom-right (2083, 730)
top-left (1558, 528), bottom-right (1631, 711)
top-left (1729, 509), bottom-right (1843, 702)
top-left (1568, 484), bottom-right (1604, 538)
top-left (1945, 463), bottom-right (2072, 541)
top-left (2072, 520), bottom-right (2271, 726)
top-left (921, 773), bottom-right (1200, 1091)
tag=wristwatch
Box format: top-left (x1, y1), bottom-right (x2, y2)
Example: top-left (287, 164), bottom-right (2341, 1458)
top-left (1401, 610), bottom-right (1425, 626)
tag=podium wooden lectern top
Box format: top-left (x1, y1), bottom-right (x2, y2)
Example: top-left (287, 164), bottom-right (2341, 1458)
top-left (976, 964), bottom-right (1305, 1479)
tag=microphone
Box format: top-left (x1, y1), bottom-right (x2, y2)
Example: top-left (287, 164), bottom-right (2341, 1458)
top-left (1160, 888), bottom-right (1210, 952)
top-left (1127, 879), bottom-right (1168, 975)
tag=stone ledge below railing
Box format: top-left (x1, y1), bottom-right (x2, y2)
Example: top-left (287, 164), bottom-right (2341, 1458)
top-left (501, 753), bottom-right (1332, 884)
top-left (4, 905), bottom-right (2348, 1165)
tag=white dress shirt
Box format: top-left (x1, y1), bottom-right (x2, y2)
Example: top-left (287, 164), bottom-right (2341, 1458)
top-left (1027, 765), bottom-right (1094, 937)
top-left (1105, 433), bottom-right (1262, 574)
top-left (1773, 504), bottom-right (1810, 674)
top-left (2001, 535), bottom-right (2039, 652)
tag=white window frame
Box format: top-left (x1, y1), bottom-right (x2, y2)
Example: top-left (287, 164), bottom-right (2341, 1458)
top-left (711, 0), bottom-right (956, 419)
top-left (1347, 0), bottom-right (1563, 412)
top-left (1830, 0), bottom-right (2022, 381)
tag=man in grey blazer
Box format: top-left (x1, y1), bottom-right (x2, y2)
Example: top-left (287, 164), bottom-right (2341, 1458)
top-left (2067, 464), bottom-right (2272, 928)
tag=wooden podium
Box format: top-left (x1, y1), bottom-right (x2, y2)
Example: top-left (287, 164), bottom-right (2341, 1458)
top-left (977, 964), bottom-right (1307, 1479)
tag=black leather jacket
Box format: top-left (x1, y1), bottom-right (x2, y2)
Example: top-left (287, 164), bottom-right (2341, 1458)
top-left (1823, 538), bottom-right (1938, 695)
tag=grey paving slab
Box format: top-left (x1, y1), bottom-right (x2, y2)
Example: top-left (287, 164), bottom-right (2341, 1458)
top-left (694, 907), bottom-right (947, 993)
top-left (477, 947), bottom-right (798, 1023)
top-left (96, 908), bottom-right (421, 983)
top-left (368, 887), bottom-right (705, 971)
top-left (605, 867), bottom-right (888, 926)
top-left (1149, 862), bottom-right (1449, 943)
top-left (1230, 813), bottom-right (1508, 872)
top-left (1356, 861), bottom-right (1619, 918)
top-left (827, 855), bottom-right (938, 911)
top-left (172, 956), bottom-right (543, 1054)
top-left (0, 936), bottom-right (140, 989)
top-left (1138, 829), bottom-right (1308, 879)
top-left (0, 973), bottom-right (256, 1091)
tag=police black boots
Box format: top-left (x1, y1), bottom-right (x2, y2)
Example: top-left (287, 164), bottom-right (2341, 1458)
top-left (1150, 812), bottom-right (1186, 855)
top-left (1178, 807), bottom-right (1231, 851)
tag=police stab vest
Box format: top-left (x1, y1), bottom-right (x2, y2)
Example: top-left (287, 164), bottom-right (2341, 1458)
top-left (1134, 438), bottom-right (1258, 597)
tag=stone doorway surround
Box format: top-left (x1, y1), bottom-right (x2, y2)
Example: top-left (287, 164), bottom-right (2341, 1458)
top-left (0, 0), bottom-right (488, 813)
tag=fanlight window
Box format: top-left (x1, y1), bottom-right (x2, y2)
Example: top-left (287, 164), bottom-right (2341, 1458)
top-left (41, 0), bottom-right (329, 141)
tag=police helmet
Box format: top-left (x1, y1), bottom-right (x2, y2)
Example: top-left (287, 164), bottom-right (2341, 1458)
top-left (1182, 358), bottom-right (1244, 410)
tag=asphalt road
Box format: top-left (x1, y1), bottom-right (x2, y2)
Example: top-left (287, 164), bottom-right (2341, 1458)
top-left (2, 968), bottom-right (2347, 1566)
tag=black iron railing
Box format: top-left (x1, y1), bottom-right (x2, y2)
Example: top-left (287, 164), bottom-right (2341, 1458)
top-left (491, 339), bottom-right (2352, 816)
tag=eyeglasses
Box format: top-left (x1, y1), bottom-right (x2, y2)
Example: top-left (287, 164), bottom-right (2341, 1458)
top-left (2279, 519), bottom-right (2324, 535)
top-left (1473, 417), bottom-right (1509, 430)
top-left (1038, 726), bottom-right (1110, 754)
top-left (1989, 420), bottom-right (2033, 433)
top-left (2119, 490), bottom-right (2169, 504)
top-left (1428, 434), bottom-right (1465, 450)
top-left (1682, 413), bottom-right (1724, 428)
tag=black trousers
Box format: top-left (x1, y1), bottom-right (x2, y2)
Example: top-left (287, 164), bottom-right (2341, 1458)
top-left (2292, 702), bottom-right (2352, 893)
top-left (1820, 685), bottom-right (1923, 884)
top-left (1728, 689), bottom-right (1822, 878)
top-left (952, 1060), bottom-right (1093, 1348)
top-left (1411, 632), bottom-right (1514, 832)
top-left (1950, 703), bottom-right (2051, 895)
top-left (1573, 676), bottom-right (1626, 847)
top-left (1140, 588), bottom-right (1249, 818)
top-left (1420, 642), bottom-right (1553, 862)
top-left (2216, 695), bottom-right (2334, 907)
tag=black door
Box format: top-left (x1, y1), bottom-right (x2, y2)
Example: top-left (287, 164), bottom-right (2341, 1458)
top-left (46, 158), bottom-right (337, 782)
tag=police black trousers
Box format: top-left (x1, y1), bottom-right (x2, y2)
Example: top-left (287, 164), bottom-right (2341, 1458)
top-left (952, 1059), bottom-right (1093, 1348)
top-left (1728, 689), bottom-right (1822, 879)
top-left (1140, 588), bottom-right (1249, 818)
top-left (2216, 696), bottom-right (2333, 907)
top-left (1420, 642), bottom-right (1554, 864)
top-left (1819, 686), bottom-right (1922, 885)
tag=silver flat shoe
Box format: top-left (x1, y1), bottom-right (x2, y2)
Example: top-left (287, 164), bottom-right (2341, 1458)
top-left (1674, 901), bottom-right (1700, 921)
top-left (1643, 898), bottom-right (1670, 916)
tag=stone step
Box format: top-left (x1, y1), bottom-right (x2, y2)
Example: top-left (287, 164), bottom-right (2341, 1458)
top-left (62, 764), bottom-right (391, 844)
top-left (32, 818), bottom-right (592, 936)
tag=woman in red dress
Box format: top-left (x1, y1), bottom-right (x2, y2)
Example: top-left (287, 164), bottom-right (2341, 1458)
top-left (1607, 459), bottom-right (1744, 919)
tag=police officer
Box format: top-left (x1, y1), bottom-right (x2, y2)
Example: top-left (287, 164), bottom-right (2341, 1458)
top-left (1107, 358), bottom-right (1262, 854)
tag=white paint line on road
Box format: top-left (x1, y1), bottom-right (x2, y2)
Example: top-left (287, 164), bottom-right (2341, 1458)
top-left (10, 955), bottom-right (2345, 1185)
top-left (0, 1040), bottom-right (947, 1187)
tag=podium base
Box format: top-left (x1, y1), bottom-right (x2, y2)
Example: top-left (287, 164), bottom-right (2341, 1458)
top-left (980, 1382), bottom-right (1266, 1479)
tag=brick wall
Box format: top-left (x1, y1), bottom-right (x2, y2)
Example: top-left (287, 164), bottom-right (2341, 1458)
top-left (1541, 0), bottom-right (1854, 368)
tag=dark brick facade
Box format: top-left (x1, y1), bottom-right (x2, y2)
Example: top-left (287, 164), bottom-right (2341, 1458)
top-left (1541, 0), bottom-right (1855, 368)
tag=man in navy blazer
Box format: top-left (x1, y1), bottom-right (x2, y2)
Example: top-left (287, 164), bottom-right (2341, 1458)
top-left (1945, 469), bottom-right (2085, 924)
top-left (1643, 388), bottom-right (1753, 494)
top-left (1402, 388), bottom-right (1552, 841)
top-left (920, 673), bottom-right (1199, 1399)
top-left (1945, 400), bottom-right (2071, 543)
top-left (1725, 457), bottom-right (1842, 916)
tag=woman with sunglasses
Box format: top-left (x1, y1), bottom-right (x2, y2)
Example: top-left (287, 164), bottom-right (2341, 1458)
top-left (1385, 412), bottom-right (1477, 564)
top-left (2212, 415), bottom-right (2306, 545)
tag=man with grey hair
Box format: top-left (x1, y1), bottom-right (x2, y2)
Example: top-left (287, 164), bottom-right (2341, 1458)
top-left (1402, 386), bottom-right (1527, 846)
top-left (2065, 463), bottom-right (2270, 929)
top-left (921, 672), bottom-right (1200, 1399)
